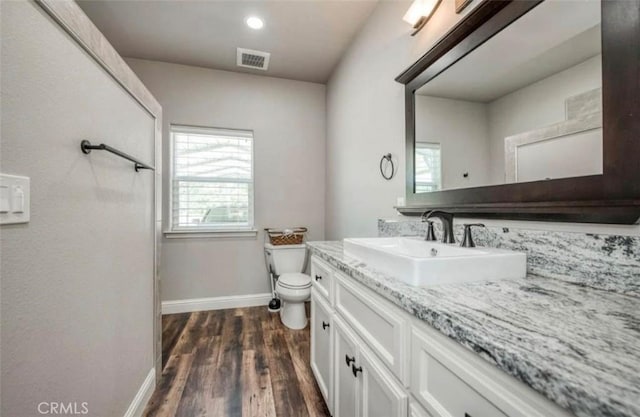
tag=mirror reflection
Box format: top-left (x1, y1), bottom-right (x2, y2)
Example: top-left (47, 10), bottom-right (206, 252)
top-left (414, 0), bottom-right (602, 193)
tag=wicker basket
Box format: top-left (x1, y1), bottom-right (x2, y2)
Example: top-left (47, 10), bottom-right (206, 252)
top-left (265, 227), bottom-right (308, 245)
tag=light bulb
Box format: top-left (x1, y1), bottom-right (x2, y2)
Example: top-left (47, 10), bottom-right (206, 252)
top-left (246, 16), bottom-right (264, 30)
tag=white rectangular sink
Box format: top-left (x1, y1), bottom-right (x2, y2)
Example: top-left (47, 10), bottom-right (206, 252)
top-left (343, 237), bottom-right (526, 287)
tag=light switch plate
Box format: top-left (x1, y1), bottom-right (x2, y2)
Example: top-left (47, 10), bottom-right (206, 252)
top-left (0, 174), bottom-right (30, 224)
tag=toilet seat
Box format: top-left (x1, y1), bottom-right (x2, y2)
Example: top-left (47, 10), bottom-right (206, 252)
top-left (278, 273), bottom-right (311, 289)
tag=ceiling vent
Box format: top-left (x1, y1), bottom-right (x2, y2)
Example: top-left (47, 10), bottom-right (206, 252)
top-left (237, 48), bottom-right (270, 71)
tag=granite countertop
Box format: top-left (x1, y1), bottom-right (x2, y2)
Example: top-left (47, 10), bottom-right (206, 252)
top-left (307, 241), bottom-right (640, 417)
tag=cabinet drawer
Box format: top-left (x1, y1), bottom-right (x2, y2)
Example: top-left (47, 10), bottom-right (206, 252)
top-left (311, 256), bottom-right (333, 303)
top-left (411, 327), bottom-right (508, 417)
top-left (335, 273), bottom-right (408, 385)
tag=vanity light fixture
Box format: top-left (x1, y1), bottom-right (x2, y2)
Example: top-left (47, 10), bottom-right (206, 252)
top-left (403, 0), bottom-right (442, 36)
top-left (246, 16), bottom-right (264, 30)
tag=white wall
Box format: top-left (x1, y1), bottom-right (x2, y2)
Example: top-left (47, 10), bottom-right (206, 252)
top-left (488, 55), bottom-right (602, 183)
top-left (415, 95), bottom-right (490, 189)
top-left (1, 2), bottom-right (155, 416)
top-left (325, 0), bottom-right (640, 238)
top-left (126, 59), bottom-right (326, 302)
top-left (326, 0), bottom-right (481, 239)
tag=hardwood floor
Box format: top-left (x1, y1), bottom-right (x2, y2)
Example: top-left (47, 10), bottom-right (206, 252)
top-left (143, 306), bottom-right (331, 417)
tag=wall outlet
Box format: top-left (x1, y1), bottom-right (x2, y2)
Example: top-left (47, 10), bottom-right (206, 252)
top-left (0, 174), bottom-right (30, 225)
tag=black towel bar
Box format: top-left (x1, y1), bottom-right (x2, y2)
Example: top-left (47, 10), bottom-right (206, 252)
top-left (80, 140), bottom-right (154, 172)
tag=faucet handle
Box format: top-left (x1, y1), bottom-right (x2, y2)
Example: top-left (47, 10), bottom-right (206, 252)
top-left (423, 220), bottom-right (437, 241)
top-left (461, 223), bottom-right (485, 248)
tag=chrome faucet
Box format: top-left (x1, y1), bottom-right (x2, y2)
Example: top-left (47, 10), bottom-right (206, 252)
top-left (422, 210), bottom-right (455, 244)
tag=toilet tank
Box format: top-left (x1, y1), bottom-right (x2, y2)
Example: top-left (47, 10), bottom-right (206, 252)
top-left (264, 243), bottom-right (308, 275)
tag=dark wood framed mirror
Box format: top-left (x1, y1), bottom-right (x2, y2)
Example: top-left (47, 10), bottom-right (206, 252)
top-left (396, 0), bottom-right (640, 224)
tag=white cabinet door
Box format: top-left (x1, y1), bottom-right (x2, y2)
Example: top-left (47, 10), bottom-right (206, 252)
top-left (359, 347), bottom-right (408, 417)
top-left (334, 317), bottom-right (360, 417)
top-left (311, 289), bottom-right (334, 413)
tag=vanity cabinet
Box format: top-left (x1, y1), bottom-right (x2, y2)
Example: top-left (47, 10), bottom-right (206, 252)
top-left (312, 256), bottom-right (408, 417)
top-left (309, 254), bottom-right (574, 417)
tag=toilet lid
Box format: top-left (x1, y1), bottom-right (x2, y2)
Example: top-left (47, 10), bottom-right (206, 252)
top-left (278, 273), bottom-right (311, 289)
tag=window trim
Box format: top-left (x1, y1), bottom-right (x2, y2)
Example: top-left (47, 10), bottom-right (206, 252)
top-left (167, 124), bottom-right (255, 235)
top-left (163, 229), bottom-right (258, 239)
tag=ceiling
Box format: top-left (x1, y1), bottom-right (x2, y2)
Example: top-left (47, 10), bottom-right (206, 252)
top-left (416, 0), bottom-right (601, 102)
top-left (78, 0), bottom-right (379, 84)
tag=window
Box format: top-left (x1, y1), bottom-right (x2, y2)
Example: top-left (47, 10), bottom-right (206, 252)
top-left (170, 125), bottom-right (254, 232)
top-left (415, 142), bottom-right (442, 193)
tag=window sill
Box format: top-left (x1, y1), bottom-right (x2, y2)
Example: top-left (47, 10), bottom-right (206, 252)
top-left (163, 229), bottom-right (258, 239)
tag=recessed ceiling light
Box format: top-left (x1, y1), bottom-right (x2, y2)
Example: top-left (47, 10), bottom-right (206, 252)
top-left (246, 16), bottom-right (264, 30)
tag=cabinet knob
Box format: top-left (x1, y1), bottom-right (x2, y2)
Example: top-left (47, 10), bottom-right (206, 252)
top-left (322, 321), bottom-right (330, 330)
top-left (465, 414), bottom-right (472, 417)
top-left (315, 274), bottom-right (322, 281)
top-left (351, 364), bottom-right (362, 378)
top-left (345, 355), bottom-right (356, 367)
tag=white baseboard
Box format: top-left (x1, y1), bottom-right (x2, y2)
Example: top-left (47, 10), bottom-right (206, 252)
top-left (161, 292), bottom-right (272, 315)
top-left (123, 368), bottom-right (155, 417)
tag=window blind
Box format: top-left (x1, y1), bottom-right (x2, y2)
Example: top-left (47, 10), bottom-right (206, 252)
top-left (170, 125), bottom-right (254, 230)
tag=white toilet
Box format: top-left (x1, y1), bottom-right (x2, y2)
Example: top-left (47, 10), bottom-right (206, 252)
top-left (265, 242), bottom-right (311, 330)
